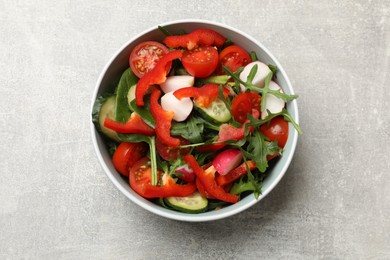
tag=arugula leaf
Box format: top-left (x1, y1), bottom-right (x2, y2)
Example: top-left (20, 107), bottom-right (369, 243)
top-left (230, 173), bottom-right (263, 199)
top-left (268, 64), bottom-right (278, 76)
top-left (171, 116), bottom-right (204, 143)
top-left (222, 66), bottom-right (298, 103)
top-left (158, 25), bottom-right (173, 36)
top-left (250, 51), bottom-right (258, 62)
top-left (243, 131), bottom-right (282, 173)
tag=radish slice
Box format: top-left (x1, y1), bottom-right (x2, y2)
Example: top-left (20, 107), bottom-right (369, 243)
top-left (161, 91), bottom-right (193, 122)
top-left (212, 149), bottom-right (243, 176)
top-left (175, 164), bottom-right (195, 182)
top-left (239, 61), bottom-right (271, 92)
top-left (160, 75), bottom-right (195, 93)
top-left (261, 81), bottom-right (285, 119)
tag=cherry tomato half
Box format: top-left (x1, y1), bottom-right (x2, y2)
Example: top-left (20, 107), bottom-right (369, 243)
top-left (129, 41), bottom-right (170, 78)
top-left (260, 116), bottom-right (289, 148)
top-left (219, 45), bottom-right (251, 73)
top-left (231, 92), bottom-right (262, 124)
top-left (181, 46), bottom-right (219, 78)
top-left (156, 136), bottom-right (191, 161)
top-left (112, 142), bottom-right (148, 176)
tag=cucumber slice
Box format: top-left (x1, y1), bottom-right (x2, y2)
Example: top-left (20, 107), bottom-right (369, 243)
top-left (127, 84), bottom-right (136, 108)
top-left (195, 98), bottom-right (231, 124)
top-left (164, 192), bottom-right (208, 214)
top-left (96, 95), bottom-right (120, 142)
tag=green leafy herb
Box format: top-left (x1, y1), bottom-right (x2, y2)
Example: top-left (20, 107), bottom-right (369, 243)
top-left (222, 65), bottom-right (298, 104)
top-left (129, 98), bottom-right (155, 128)
top-left (268, 64), bottom-right (278, 76)
top-left (230, 175), bottom-right (262, 198)
top-left (171, 116), bottom-right (204, 143)
top-left (115, 68), bottom-right (139, 123)
top-left (250, 51), bottom-right (258, 62)
top-left (158, 25), bottom-right (172, 36)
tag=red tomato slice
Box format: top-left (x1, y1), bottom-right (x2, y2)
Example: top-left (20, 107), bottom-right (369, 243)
top-left (181, 46), bottom-right (219, 78)
top-left (155, 136), bottom-right (191, 161)
top-left (219, 45), bottom-right (251, 73)
top-left (112, 142), bottom-right (148, 176)
top-left (260, 116), bottom-right (289, 148)
top-left (129, 157), bottom-right (196, 198)
top-left (231, 92), bottom-right (262, 124)
top-left (129, 41), bottom-right (170, 78)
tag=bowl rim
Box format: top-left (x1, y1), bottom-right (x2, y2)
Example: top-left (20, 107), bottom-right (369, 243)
top-left (90, 18), bottom-right (299, 222)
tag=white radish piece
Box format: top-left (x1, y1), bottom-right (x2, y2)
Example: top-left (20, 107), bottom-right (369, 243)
top-left (239, 61), bottom-right (271, 92)
top-left (161, 91), bottom-right (193, 122)
top-left (160, 75), bottom-right (195, 93)
top-left (261, 81), bottom-right (286, 119)
top-left (212, 149), bottom-right (243, 176)
top-left (175, 164), bottom-right (195, 182)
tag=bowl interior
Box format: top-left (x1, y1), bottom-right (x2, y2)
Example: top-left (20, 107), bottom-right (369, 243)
top-left (91, 19), bottom-right (299, 222)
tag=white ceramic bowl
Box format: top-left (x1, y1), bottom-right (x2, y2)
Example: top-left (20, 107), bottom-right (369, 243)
top-left (91, 19), bottom-right (299, 222)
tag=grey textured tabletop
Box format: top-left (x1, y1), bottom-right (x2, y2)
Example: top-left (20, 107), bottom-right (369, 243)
top-left (1, 1), bottom-right (389, 259)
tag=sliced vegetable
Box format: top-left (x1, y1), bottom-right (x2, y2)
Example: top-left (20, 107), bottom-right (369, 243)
top-left (136, 50), bottom-right (182, 106)
top-left (155, 136), bottom-right (190, 161)
top-left (164, 192), bottom-right (208, 213)
top-left (129, 41), bottom-right (170, 78)
top-left (212, 149), bottom-right (243, 176)
top-left (175, 164), bottom-right (195, 183)
top-left (181, 46), bottom-right (219, 78)
top-left (163, 29), bottom-right (226, 50)
top-left (219, 45), bottom-right (251, 73)
top-left (129, 157), bottom-right (196, 198)
top-left (94, 95), bottom-right (120, 142)
top-left (150, 89), bottom-right (180, 147)
top-left (183, 155), bottom-right (239, 204)
top-left (112, 142), bottom-right (148, 176)
top-left (239, 61), bottom-right (271, 91)
top-left (161, 91), bottom-right (193, 122)
top-left (160, 75), bottom-right (195, 93)
top-left (231, 92), bottom-right (261, 124)
top-left (194, 98), bottom-right (231, 124)
top-left (216, 161), bottom-right (256, 186)
top-left (173, 84), bottom-right (230, 108)
top-left (260, 81), bottom-right (285, 119)
top-left (104, 112), bottom-right (155, 135)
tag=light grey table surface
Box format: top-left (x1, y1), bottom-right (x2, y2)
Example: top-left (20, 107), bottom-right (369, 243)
top-left (1, 1), bottom-right (389, 259)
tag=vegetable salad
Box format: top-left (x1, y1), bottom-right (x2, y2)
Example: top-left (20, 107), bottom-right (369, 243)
top-left (92, 27), bottom-right (302, 213)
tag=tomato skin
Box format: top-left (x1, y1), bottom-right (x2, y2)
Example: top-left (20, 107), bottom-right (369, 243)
top-left (219, 45), bottom-right (251, 73)
top-left (260, 116), bottom-right (289, 148)
top-left (129, 41), bottom-right (170, 78)
top-left (129, 157), bottom-right (196, 198)
top-left (231, 92), bottom-right (262, 124)
top-left (155, 136), bottom-right (190, 161)
top-left (181, 46), bottom-right (219, 78)
top-left (112, 142), bottom-right (148, 176)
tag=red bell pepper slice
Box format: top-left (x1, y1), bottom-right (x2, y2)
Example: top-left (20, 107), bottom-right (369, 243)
top-left (142, 173), bottom-right (197, 198)
top-left (130, 157), bottom-right (196, 198)
top-left (163, 29), bottom-right (227, 50)
top-left (173, 84), bottom-right (231, 108)
top-left (104, 112), bottom-right (155, 135)
top-left (216, 161), bottom-right (257, 186)
top-left (183, 155), bottom-right (239, 204)
top-left (150, 88), bottom-right (180, 147)
top-left (135, 50), bottom-right (182, 106)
